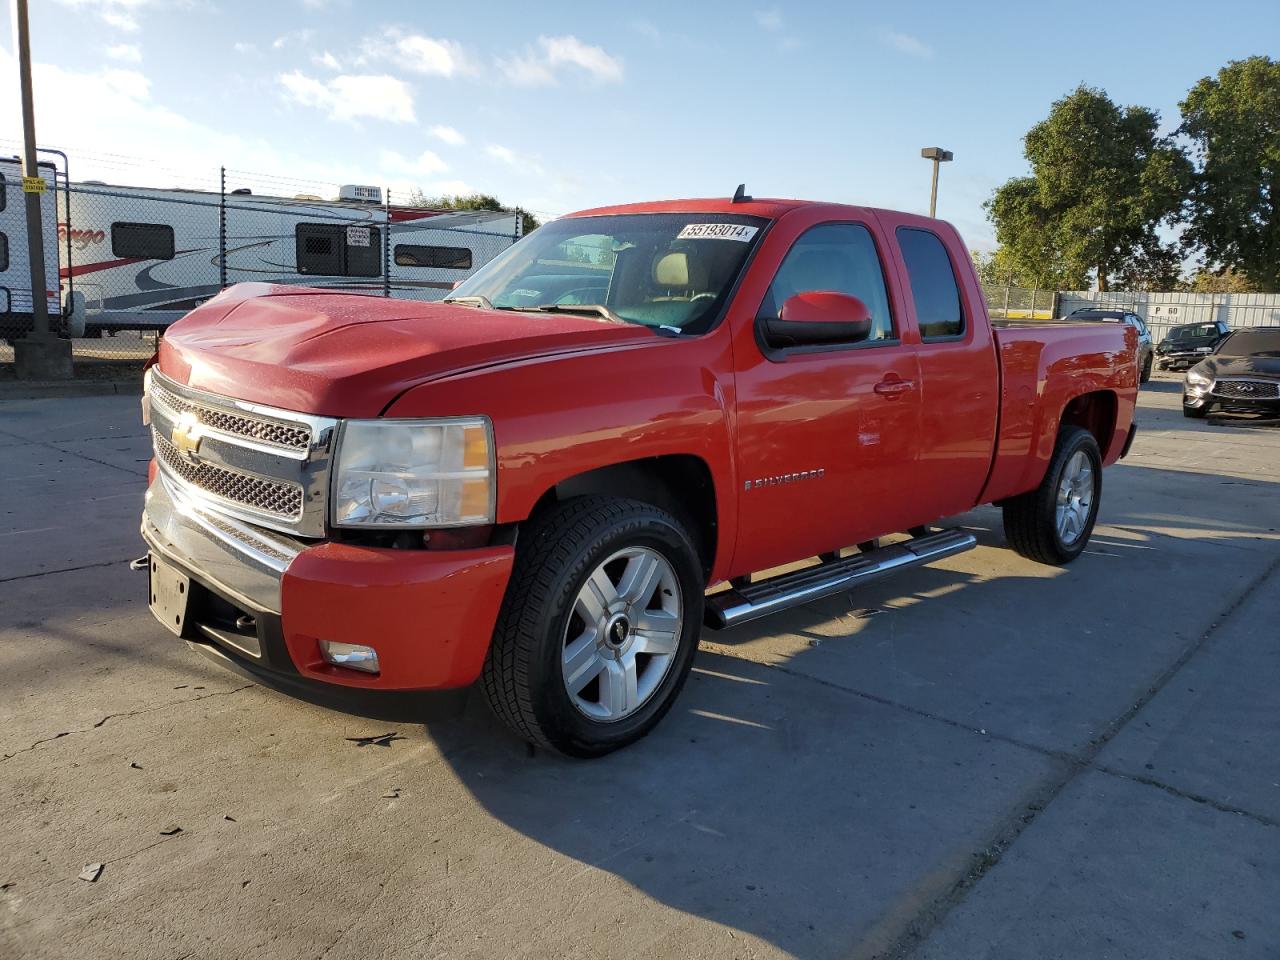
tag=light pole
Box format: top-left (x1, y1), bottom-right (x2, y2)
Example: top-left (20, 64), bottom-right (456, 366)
top-left (920, 147), bottom-right (954, 219)
top-left (10, 0), bottom-right (71, 378)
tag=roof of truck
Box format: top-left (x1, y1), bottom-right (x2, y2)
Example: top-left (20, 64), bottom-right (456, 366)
top-left (565, 196), bottom-right (914, 222)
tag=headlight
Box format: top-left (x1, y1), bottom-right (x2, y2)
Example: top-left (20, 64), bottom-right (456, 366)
top-left (1185, 369), bottom-right (1212, 391)
top-left (141, 368), bottom-right (152, 426)
top-left (332, 417), bottom-right (495, 528)
top-left (1195, 346), bottom-right (1212, 353)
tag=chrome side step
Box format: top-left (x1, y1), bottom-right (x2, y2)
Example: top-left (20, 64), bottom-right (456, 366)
top-left (705, 529), bottom-right (977, 629)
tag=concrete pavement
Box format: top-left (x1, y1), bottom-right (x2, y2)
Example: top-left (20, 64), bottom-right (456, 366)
top-left (1, 373), bottom-right (1277, 959)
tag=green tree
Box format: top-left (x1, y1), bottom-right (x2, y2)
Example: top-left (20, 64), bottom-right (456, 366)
top-left (1182, 266), bottom-right (1255, 293)
top-left (987, 85), bottom-right (1191, 291)
top-left (406, 189), bottom-right (541, 235)
top-left (1180, 56), bottom-right (1280, 292)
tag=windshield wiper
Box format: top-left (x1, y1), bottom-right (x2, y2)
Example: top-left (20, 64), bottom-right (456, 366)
top-left (511, 303), bottom-right (624, 325)
top-left (442, 294), bottom-right (495, 310)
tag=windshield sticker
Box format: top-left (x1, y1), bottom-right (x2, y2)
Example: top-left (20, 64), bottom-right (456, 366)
top-left (676, 223), bottom-right (759, 242)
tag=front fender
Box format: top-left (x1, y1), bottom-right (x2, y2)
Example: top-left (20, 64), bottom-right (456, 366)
top-left (385, 330), bottom-right (739, 579)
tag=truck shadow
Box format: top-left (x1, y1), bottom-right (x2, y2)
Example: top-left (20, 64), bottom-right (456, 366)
top-left (409, 463), bottom-right (1280, 958)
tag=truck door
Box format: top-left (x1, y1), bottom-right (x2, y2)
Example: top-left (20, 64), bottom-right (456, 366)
top-left (731, 221), bottom-right (924, 574)
top-left (886, 221), bottom-right (1000, 520)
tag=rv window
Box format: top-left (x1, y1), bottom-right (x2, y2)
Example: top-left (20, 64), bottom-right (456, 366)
top-left (112, 222), bottom-right (175, 260)
top-left (0, 232), bottom-right (7, 272)
top-left (0, 173), bottom-right (5, 212)
top-left (295, 222), bottom-right (381, 277)
top-left (394, 244), bottom-right (473, 270)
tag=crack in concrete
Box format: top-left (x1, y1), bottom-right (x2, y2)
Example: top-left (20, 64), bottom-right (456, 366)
top-left (708, 547), bottom-right (1280, 960)
top-left (0, 424), bottom-right (149, 480)
top-left (0, 685), bottom-right (254, 764)
top-left (0, 556), bottom-right (140, 585)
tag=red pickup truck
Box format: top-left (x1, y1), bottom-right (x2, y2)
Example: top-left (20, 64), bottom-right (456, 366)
top-left (140, 196), bottom-right (1137, 756)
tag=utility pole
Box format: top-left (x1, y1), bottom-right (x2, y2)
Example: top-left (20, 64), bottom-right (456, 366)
top-left (11, 0), bottom-right (71, 379)
top-left (920, 146), bottom-right (954, 219)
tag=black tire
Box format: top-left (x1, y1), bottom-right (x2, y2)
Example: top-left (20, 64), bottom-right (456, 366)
top-left (1140, 353), bottom-right (1153, 384)
top-left (1002, 426), bottom-right (1102, 565)
top-left (481, 496), bottom-right (704, 758)
top-left (1183, 402), bottom-right (1208, 419)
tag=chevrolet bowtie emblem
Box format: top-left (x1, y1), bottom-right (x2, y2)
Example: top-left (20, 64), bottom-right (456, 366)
top-left (171, 411), bottom-right (205, 460)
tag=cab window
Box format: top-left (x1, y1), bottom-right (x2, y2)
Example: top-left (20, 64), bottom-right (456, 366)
top-left (760, 223), bottom-right (894, 344)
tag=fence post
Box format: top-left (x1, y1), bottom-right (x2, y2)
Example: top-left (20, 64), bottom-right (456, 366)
top-left (1002, 273), bottom-right (1012, 320)
top-left (219, 166), bottom-right (227, 290)
top-left (383, 188), bottom-right (391, 298)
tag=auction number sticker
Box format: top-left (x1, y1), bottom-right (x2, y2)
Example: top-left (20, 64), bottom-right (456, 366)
top-left (676, 223), bottom-right (758, 242)
top-left (346, 225), bottom-right (371, 247)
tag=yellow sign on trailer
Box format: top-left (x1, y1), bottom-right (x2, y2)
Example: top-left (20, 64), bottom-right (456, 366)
top-left (21, 175), bottom-right (46, 194)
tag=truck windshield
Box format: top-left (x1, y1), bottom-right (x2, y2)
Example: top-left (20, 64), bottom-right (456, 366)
top-left (447, 213), bottom-right (768, 334)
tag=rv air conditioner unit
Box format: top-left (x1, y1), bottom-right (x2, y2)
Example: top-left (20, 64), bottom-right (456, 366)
top-left (339, 184), bottom-right (382, 204)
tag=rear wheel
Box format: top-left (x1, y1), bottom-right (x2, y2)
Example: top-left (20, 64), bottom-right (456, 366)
top-left (1002, 426), bottom-right (1102, 565)
top-left (481, 496), bottom-right (703, 758)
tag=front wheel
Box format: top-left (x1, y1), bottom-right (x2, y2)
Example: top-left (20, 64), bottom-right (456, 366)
top-left (1140, 354), bottom-right (1153, 383)
top-left (1002, 426), bottom-right (1102, 565)
top-left (481, 496), bottom-right (704, 758)
top-left (1183, 402), bottom-right (1208, 419)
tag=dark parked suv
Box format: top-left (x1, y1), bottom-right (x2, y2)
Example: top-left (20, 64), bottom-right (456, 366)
top-left (1183, 327), bottom-right (1280, 419)
top-left (1067, 309), bottom-right (1154, 383)
top-left (1157, 320), bottom-right (1229, 371)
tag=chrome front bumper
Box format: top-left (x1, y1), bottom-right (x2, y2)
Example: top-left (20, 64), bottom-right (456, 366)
top-left (141, 472), bottom-right (307, 616)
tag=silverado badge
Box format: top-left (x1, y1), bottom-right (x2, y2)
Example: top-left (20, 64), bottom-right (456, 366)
top-left (171, 411), bottom-right (205, 460)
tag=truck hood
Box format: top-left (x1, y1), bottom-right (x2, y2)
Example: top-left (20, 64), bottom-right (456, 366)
top-left (156, 284), bottom-right (654, 417)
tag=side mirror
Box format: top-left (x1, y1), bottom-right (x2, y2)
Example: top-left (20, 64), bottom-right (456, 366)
top-left (762, 291), bottom-right (873, 347)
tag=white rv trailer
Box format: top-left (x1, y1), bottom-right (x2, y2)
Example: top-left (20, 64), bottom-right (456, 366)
top-left (0, 158), bottom-right (63, 341)
top-left (59, 181), bottom-right (522, 335)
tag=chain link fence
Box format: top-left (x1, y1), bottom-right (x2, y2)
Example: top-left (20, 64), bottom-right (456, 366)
top-left (979, 282), bottom-right (1056, 320)
top-left (1, 165), bottom-right (521, 377)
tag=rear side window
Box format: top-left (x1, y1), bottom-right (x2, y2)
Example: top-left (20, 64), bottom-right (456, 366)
top-left (897, 228), bottom-right (964, 340)
top-left (0, 232), bottom-right (7, 271)
top-left (0, 172), bottom-right (6, 212)
top-left (395, 244), bottom-right (473, 270)
top-left (112, 222), bottom-right (175, 260)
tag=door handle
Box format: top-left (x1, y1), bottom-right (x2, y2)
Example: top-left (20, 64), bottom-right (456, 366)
top-left (874, 377), bottom-right (916, 398)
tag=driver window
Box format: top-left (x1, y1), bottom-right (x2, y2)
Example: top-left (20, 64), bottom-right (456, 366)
top-left (762, 223), bottom-right (895, 342)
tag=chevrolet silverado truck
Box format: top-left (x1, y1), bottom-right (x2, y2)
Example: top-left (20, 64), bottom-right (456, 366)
top-left (139, 196), bottom-right (1138, 757)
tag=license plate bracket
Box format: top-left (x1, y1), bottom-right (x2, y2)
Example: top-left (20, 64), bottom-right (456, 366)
top-left (148, 553), bottom-right (191, 637)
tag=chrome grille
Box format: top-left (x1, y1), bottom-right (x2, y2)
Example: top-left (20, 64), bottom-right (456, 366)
top-left (151, 379), bottom-right (312, 452)
top-left (1213, 379), bottom-right (1280, 401)
top-left (155, 432), bottom-right (303, 520)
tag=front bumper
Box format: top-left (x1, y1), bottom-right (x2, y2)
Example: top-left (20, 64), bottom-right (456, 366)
top-left (142, 473), bottom-right (515, 690)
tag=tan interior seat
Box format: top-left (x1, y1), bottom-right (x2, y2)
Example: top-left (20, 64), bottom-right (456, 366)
top-left (651, 251), bottom-right (708, 301)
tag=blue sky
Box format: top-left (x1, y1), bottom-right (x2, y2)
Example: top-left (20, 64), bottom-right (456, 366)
top-left (2, 0), bottom-right (1275, 248)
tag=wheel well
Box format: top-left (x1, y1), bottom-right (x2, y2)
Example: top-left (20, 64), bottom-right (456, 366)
top-left (1060, 391), bottom-right (1118, 458)
top-left (532, 455), bottom-right (718, 580)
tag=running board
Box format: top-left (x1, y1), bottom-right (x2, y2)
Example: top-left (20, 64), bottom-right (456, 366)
top-left (705, 529), bottom-right (977, 629)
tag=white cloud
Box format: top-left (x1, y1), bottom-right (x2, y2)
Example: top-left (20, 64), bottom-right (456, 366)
top-left (54, 0), bottom-right (157, 32)
top-left (106, 43), bottom-right (142, 63)
top-left (279, 71), bottom-right (416, 124)
top-left (429, 125), bottom-right (466, 146)
top-left (499, 35), bottom-right (623, 87)
top-left (313, 50), bottom-right (342, 70)
top-left (486, 145), bottom-right (517, 165)
top-left (233, 42), bottom-right (258, 56)
top-left (103, 68), bottom-right (151, 100)
top-left (272, 29), bottom-right (315, 50)
top-left (378, 149), bottom-right (449, 177)
top-left (754, 9), bottom-right (783, 31)
top-left (882, 30), bottom-right (934, 59)
top-left (359, 30), bottom-right (475, 77)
